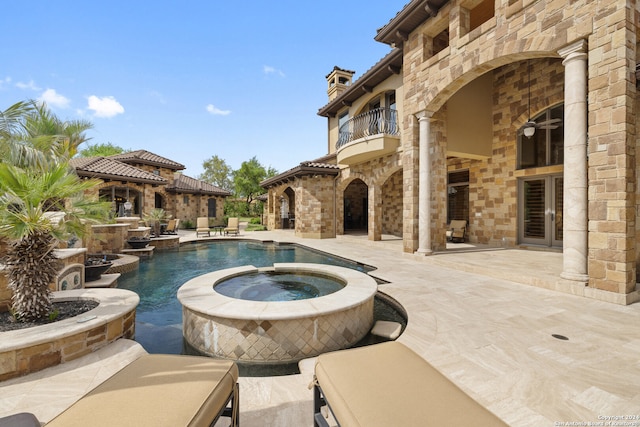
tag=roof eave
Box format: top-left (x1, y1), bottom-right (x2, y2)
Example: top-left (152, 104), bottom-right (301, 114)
top-left (317, 49), bottom-right (403, 118)
top-left (261, 166), bottom-right (340, 188)
top-left (374, 0), bottom-right (449, 46)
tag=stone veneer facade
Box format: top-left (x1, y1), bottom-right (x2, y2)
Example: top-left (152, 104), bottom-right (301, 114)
top-left (263, 0), bottom-right (640, 304)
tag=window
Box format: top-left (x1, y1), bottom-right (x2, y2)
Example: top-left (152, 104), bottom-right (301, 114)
top-left (518, 104), bottom-right (564, 169)
top-left (469, 0), bottom-right (494, 31)
top-left (183, 195), bottom-right (189, 205)
top-left (153, 169), bottom-right (160, 176)
top-left (207, 198), bottom-right (217, 218)
top-left (447, 170), bottom-right (469, 224)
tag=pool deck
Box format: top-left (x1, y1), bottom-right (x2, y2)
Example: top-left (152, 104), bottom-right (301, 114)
top-left (2, 228), bottom-right (640, 426)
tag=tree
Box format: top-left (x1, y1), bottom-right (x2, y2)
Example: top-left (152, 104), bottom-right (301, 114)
top-left (0, 100), bottom-right (109, 322)
top-left (0, 100), bottom-right (50, 168)
top-left (24, 102), bottom-right (93, 159)
top-left (0, 162), bottom-right (110, 321)
top-left (233, 156), bottom-right (276, 204)
top-left (198, 155), bottom-right (233, 192)
top-left (78, 142), bottom-right (127, 157)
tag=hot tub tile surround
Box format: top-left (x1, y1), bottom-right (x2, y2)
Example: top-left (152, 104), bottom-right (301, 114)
top-left (178, 263), bottom-right (377, 363)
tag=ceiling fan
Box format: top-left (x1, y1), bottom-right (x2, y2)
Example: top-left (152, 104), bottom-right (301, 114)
top-left (523, 60), bottom-right (562, 138)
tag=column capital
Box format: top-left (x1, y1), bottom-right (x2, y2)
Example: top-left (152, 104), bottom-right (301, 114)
top-left (415, 110), bottom-right (434, 121)
top-left (558, 40), bottom-right (587, 63)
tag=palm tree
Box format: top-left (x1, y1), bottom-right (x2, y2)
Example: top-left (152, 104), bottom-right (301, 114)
top-left (0, 162), bottom-right (110, 321)
top-left (24, 102), bottom-right (93, 160)
top-left (0, 101), bottom-right (107, 322)
top-left (0, 100), bottom-right (50, 168)
top-left (144, 208), bottom-right (171, 237)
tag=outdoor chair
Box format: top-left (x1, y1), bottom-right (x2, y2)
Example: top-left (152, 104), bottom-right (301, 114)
top-left (224, 217), bottom-right (240, 236)
top-left (196, 217), bottom-right (210, 237)
top-left (313, 341), bottom-right (507, 427)
top-left (45, 354), bottom-right (239, 427)
top-left (163, 219), bottom-right (177, 234)
top-left (446, 219), bottom-right (467, 243)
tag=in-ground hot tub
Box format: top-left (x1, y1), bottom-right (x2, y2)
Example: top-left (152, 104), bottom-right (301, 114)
top-left (177, 263), bottom-right (377, 364)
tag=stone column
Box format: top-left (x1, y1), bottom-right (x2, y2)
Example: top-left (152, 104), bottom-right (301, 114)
top-left (559, 40), bottom-right (589, 284)
top-left (416, 111), bottom-right (434, 255)
top-left (369, 184), bottom-right (382, 241)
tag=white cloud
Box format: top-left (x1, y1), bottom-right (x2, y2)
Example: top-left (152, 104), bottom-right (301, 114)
top-left (263, 65), bottom-right (285, 77)
top-left (0, 76), bottom-right (12, 90)
top-left (206, 104), bottom-right (231, 116)
top-left (39, 88), bottom-right (70, 108)
top-left (16, 80), bottom-right (41, 91)
top-left (87, 95), bottom-right (125, 118)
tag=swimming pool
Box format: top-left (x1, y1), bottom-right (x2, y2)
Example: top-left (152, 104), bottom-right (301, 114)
top-left (117, 240), bottom-right (378, 354)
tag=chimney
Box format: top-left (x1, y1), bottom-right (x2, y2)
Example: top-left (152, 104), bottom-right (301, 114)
top-left (326, 66), bottom-right (355, 102)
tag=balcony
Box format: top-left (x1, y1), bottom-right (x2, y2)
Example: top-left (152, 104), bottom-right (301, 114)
top-left (336, 108), bottom-right (401, 166)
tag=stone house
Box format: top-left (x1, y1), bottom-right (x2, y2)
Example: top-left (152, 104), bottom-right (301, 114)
top-left (70, 150), bottom-right (231, 224)
top-left (261, 0), bottom-right (640, 305)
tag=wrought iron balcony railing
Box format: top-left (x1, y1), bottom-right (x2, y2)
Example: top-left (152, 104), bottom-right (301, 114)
top-left (336, 107), bottom-right (399, 150)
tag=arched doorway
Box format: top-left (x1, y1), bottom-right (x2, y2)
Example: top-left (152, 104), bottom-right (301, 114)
top-left (343, 179), bottom-right (368, 232)
top-left (280, 187), bottom-right (295, 229)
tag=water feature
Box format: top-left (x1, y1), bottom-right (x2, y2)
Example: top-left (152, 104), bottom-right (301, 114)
top-left (117, 241), bottom-right (379, 355)
top-left (179, 263), bottom-right (377, 365)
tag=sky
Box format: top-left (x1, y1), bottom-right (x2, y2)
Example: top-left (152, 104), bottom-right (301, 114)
top-left (1, 1), bottom-right (404, 178)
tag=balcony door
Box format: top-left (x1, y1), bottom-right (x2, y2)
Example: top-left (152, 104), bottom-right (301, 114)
top-left (518, 175), bottom-right (563, 248)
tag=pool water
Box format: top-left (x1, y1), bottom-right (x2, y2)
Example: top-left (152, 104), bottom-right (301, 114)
top-left (118, 241), bottom-right (375, 354)
top-left (214, 271), bottom-right (344, 301)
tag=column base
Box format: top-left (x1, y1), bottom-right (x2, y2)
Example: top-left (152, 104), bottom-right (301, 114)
top-left (415, 248), bottom-right (433, 256)
top-left (559, 271), bottom-right (589, 284)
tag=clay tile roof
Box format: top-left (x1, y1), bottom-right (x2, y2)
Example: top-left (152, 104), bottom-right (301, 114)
top-left (70, 157), bottom-right (167, 184)
top-left (166, 173), bottom-right (232, 196)
top-left (260, 154), bottom-right (339, 188)
top-left (108, 149), bottom-right (185, 170)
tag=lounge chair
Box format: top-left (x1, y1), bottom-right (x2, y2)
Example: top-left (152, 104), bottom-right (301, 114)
top-left (313, 342), bottom-right (507, 427)
top-left (224, 217), bottom-right (240, 236)
top-left (196, 217), bottom-right (210, 237)
top-left (163, 219), bottom-right (177, 235)
top-left (446, 219), bottom-right (467, 243)
top-left (45, 354), bottom-right (239, 427)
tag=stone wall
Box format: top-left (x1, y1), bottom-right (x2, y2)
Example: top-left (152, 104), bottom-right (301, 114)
top-left (396, 0), bottom-right (638, 297)
top-left (84, 223), bottom-right (130, 254)
top-left (0, 289), bottom-right (138, 381)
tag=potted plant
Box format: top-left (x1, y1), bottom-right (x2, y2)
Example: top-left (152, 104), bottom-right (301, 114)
top-left (144, 208), bottom-right (171, 238)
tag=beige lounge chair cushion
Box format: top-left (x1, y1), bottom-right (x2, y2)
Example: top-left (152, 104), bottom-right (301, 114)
top-left (224, 217), bottom-right (239, 234)
top-left (314, 341), bottom-right (507, 427)
top-left (46, 354), bottom-right (238, 427)
top-left (196, 217), bottom-right (210, 236)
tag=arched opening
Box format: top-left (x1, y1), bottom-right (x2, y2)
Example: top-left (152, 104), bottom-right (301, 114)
top-left (99, 186), bottom-right (141, 217)
top-left (280, 187), bottom-right (295, 229)
top-left (343, 179), bottom-right (368, 233)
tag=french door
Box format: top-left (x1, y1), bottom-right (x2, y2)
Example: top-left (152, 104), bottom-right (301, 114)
top-left (519, 175), bottom-right (563, 247)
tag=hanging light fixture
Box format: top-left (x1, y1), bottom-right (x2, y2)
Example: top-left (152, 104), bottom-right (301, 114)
top-left (523, 60), bottom-right (536, 138)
